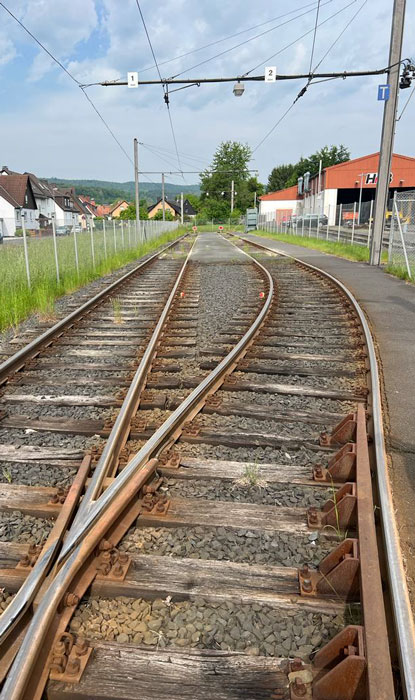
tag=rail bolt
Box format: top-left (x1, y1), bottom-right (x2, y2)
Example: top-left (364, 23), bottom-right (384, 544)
top-left (314, 465), bottom-right (323, 479)
top-left (308, 507), bottom-right (318, 525)
top-left (64, 593), bottom-right (80, 608)
top-left (66, 658), bottom-right (81, 677)
top-left (300, 564), bottom-right (309, 578)
top-left (301, 578), bottom-right (313, 593)
top-left (19, 554), bottom-right (31, 568)
top-left (118, 552), bottom-right (129, 565)
top-left (112, 564), bottom-right (124, 578)
top-left (98, 539), bottom-right (113, 552)
top-left (292, 677), bottom-right (307, 697)
top-left (74, 638), bottom-right (89, 657)
top-left (290, 658), bottom-right (303, 672)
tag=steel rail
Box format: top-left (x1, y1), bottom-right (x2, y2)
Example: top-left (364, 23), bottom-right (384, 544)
top-left (0, 233), bottom-right (187, 385)
top-left (0, 239), bottom-right (195, 649)
top-left (234, 233), bottom-right (415, 700)
top-left (1, 241), bottom-right (274, 700)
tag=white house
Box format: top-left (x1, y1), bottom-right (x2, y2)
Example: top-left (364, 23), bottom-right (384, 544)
top-left (0, 174), bottom-right (38, 237)
top-left (258, 185), bottom-right (301, 224)
top-left (26, 173), bottom-right (57, 228)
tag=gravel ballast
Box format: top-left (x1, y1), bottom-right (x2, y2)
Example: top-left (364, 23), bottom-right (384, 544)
top-left (120, 525), bottom-right (333, 568)
top-left (70, 595), bottom-right (346, 659)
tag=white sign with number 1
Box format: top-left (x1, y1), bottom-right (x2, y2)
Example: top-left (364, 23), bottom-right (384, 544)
top-left (265, 66), bottom-right (277, 82)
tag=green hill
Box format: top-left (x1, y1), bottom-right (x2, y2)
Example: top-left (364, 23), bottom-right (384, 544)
top-left (46, 177), bottom-right (200, 205)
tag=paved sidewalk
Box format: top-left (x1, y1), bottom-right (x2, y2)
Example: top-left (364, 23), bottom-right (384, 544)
top-left (244, 233), bottom-right (415, 608)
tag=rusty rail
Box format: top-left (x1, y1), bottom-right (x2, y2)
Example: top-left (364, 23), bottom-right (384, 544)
top-left (0, 233), bottom-right (188, 386)
top-left (0, 235), bottom-right (191, 652)
top-left (234, 233), bottom-right (415, 700)
top-left (0, 239), bottom-right (274, 699)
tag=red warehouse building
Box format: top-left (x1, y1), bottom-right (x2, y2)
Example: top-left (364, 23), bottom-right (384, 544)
top-left (260, 152), bottom-right (415, 225)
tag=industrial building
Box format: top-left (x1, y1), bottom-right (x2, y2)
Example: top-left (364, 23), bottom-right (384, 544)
top-left (259, 152), bottom-right (415, 225)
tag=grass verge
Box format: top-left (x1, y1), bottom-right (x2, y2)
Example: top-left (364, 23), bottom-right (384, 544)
top-left (254, 230), bottom-right (376, 262)
top-left (0, 228), bottom-right (187, 333)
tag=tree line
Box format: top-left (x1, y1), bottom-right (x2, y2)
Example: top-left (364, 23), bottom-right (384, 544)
top-left (183, 141), bottom-right (350, 222)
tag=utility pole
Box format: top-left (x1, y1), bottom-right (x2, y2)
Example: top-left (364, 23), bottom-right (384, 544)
top-left (231, 180), bottom-right (234, 214)
top-left (161, 172), bottom-right (166, 221)
top-left (180, 192), bottom-right (184, 225)
top-left (370, 0), bottom-right (406, 265)
top-left (134, 138), bottom-right (140, 242)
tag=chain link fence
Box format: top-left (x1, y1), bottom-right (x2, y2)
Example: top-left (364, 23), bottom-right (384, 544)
top-left (387, 190), bottom-right (415, 278)
top-left (0, 216), bottom-right (179, 290)
top-left (258, 198), bottom-right (390, 250)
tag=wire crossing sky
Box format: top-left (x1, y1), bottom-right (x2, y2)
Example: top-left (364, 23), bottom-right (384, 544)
top-left (0, 0), bottom-right (413, 183)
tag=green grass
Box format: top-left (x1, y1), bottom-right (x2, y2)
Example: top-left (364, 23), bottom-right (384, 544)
top-left (0, 227), bottom-right (186, 332)
top-left (384, 262), bottom-right (414, 282)
top-left (254, 230), bottom-right (389, 264)
top-left (254, 230), bottom-right (371, 262)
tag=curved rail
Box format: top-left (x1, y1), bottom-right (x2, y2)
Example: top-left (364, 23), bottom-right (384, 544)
top-left (1, 241), bottom-right (274, 699)
top-left (0, 237), bottom-right (195, 649)
top-left (233, 233), bottom-right (415, 700)
top-left (0, 233), bottom-right (188, 385)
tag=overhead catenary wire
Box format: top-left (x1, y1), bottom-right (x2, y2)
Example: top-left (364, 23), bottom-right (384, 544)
top-left (134, 0), bottom-right (185, 179)
top-left (169, 0), bottom-right (335, 79)
top-left (308, 0), bottom-right (322, 73)
top-left (0, 1), bottom-right (134, 167)
top-left (135, 0), bottom-right (330, 76)
top-left (397, 83), bottom-right (415, 121)
top-left (243, 0), bottom-right (358, 76)
top-left (252, 0), bottom-right (368, 153)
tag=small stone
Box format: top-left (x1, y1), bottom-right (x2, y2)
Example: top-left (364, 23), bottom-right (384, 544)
top-left (245, 646), bottom-right (260, 656)
top-left (117, 633), bottom-right (129, 643)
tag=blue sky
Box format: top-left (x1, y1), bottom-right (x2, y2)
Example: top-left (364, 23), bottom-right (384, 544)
top-left (0, 0), bottom-right (414, 187)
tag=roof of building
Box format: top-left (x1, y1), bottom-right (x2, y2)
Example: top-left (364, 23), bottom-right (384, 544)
top-left (260, 185), bottom-right (300, 201)
top-left (25, 172), bottom-right (55, 199)
top-left (0, 174), bottom-right (37, 209)
top-left (148, 198), bottom-right (196, 215)
top-left (109, 199), bottom-right (129, 214)
top-left (96, 204), bottom-right (112, 217)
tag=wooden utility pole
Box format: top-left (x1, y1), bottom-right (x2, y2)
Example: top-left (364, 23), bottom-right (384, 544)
top-left (370, 0), bottom-right (406, 265)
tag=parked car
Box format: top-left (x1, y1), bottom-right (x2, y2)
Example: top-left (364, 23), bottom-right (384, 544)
top-left (294, 214), bottom-right (328, 229)
top-left (55, 225), bottom-right (71, 236)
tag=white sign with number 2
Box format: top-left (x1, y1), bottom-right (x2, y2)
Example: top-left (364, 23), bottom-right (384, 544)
top-left (265, 66), bottom-right (277, 82)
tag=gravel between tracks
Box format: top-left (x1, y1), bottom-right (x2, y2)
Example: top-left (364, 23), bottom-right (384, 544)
top-left (70, 595), bottom-right (345, 659)
top-left (0, 511), bottom-right (54, 544)
top-left (120, 525), bottom-right (333, 568)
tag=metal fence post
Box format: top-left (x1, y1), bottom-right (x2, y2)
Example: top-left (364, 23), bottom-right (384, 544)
top-left (89, 221), bottom-right (95, 268)
top-left (394, 198), bottom-right (412, 278)
top-left (301, 216), bottom-right (304, 237)
top-left (338, 203), bottom-right (342, 241)
top-left (326, 205), bottom-right (330, 240)
top-left (113, 220), bottom-right (117, 252)
top-left (308, 216), bottom-right (312, 238)
top-left (51, 215), bottom-right (60, 285)
top-left (388, 192), bottom-right (397, 263)
top-left (21, 212), bottom-right (31, 289)
top-left (351, 202), bottom-right (356, 244)
top-left (72, 215), bottom-right (79, 276)
top-left (103, 219), bottom-right (107, 259)
top-left (120, 220), bottom-right (124, 249)
top-left (128, 220), bottom-right (131, 248)
top-left (367, 199), bottom-right (374, 248)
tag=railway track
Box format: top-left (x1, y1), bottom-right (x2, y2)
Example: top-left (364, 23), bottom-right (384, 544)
top-left (0, 231), bottom-right (412, 699)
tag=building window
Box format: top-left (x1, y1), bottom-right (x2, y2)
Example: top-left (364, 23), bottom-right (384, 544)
top-left (25, 194), bottom-right (28, 204)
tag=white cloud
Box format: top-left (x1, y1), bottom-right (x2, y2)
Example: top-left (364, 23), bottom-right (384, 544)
top-left (0, 34), bottom-right (17, 67)
top-left (0, 0), bottom-right (414, 185)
